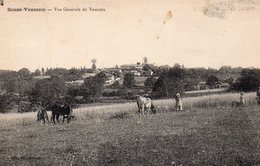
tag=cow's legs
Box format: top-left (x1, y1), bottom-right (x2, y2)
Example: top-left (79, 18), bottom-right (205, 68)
top-left (41, 117), bottom-right (45, 125)
top-left (51, 113), bottom-right (56, 124)
top-left (56, 115), bottom-right (60, 123)
top-left (139, 107), bottom-right (144, 117)
top-left (45, 112), bottom-right (49, 122)
top-left (176, 105), bottom-right (180, 111)
top-left (67, 115), bottom-right (70, 123)
top-left (137, 102), bottom-right (140, 113)
top-left (51, 113), bottom-right (55, 124)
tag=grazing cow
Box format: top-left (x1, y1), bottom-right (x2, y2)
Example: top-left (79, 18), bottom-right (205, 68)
top-left (175, 93), bottom-right (183, 111)
top-left (51, 104), bottom-right (73, 124)
top-left (137, 96), bottom-right (157, 116)
top-left (36, 107), bottom-right (49, 124)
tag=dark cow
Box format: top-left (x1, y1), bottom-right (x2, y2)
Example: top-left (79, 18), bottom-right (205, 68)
top-left (137, 96), bottom-right (157, 116)
top-left (51, 104), bottom-right (73, 124)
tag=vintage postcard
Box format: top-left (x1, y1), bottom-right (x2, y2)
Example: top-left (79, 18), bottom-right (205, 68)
top-left (0, 0), bottom-right (259, 165)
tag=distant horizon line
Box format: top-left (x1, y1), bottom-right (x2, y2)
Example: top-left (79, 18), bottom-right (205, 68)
top-left (0, 64), bottom-right (259, 72)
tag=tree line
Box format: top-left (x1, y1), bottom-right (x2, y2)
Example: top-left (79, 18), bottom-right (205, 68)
top-left (0, 66), bottom-right (259, 113)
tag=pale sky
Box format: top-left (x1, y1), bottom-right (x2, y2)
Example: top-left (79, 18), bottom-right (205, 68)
top-left (0, 0), bottom-right (259, 71)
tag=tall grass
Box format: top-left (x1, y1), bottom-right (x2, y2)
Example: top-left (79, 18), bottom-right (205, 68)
top-left (0, 92), bottom-right (258, 127)
top-left (73, 92), bottom-right (257, 120)
top-left (74, 102), bottom-right (137, 120)
top-left (183, 92), bottom-right (256, 109)
top-left (0, 112), bottom-right (35, 128)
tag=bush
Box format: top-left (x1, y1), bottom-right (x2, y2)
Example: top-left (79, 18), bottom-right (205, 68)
top-left (123, 73), bottom-right (135, 88)
top-left (231, 69), bottom-right (260, 92)
top-left (0, 93), bottom-right (20, 113)
top-left (152, 67), bottom-right (185, 98)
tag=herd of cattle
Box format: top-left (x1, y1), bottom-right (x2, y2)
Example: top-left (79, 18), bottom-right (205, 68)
top-left (37, 104), bottom-right (73, 124)
top-left (36, 93), bottom-right (183, 124)
top-left (37, 89), bottom-right (260, 124)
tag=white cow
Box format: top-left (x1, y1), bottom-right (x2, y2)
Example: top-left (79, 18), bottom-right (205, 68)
top-left (136, 96), bottom-right (156, 116)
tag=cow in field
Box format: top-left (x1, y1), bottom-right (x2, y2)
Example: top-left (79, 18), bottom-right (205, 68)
top-left (136, 96), bottom-right (157, 116)
top-left (36, 107), bottom-right (49, 124)
top-left (51, 103), bottom-right (73, 124)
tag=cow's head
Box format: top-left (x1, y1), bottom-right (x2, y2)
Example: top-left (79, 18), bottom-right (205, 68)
top-left (151, 104), bottom-right (160, 114)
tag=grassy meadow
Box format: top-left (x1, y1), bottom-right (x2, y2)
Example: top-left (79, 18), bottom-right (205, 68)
top-left (0, 92), bottom-right (260, 165)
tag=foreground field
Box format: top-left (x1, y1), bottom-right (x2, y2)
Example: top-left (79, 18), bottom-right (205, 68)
top-left (0, 93), bottom-right (260, 165)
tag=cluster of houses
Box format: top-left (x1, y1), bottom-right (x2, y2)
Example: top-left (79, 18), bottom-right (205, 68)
top-left (64, 62), bottom-right (154, 87)
top-left (120, 62), bottom-right (153, 77)
top-left (30, 62), bottom-right (231, 90)
top-left (195, 81), bottom-right (230, 90)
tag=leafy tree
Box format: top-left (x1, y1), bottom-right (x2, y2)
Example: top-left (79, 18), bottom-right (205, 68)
top-left (206, 75), bottom-right (219, 88)
top-left (219, 65), bottom-right (232, 74)
top-left (152, 67), bottom-right (185, 98)
top-left (45, 68), bottom-right (69, 77)
top-left (123, 73), bottom-right (135, 88)
top-left (69, 67), bottom-right (80, 75)
top-left (153, 65), bottom-right (169, 76)
top-left (17, 79), bottom-right (33, 96)
top-left (33, 69), bottom-right (41, 76)
top-left (1, 69), bottom-right (33, 96)
top-left (67, 86), bottom-right (83, 97)
top-left (3, 78), bottom-right (19, 93)
top-left (144, 76), bottom-right (157, 93)
top-left (223, 76), bottom-right (234, 85)
top-left (232, 69), bottom-right (260, 92)
top-left (173, 63), bottom-right (181, 68)
top-left (41, 67), bottom-right (45, 75)
top-left (143, 64), bottom-right (153, 71)
top-left (152, 77), bottom-right (167, 98)
top-left (82, 72), bottom-right (106, 102)
top-left (0, 93), bottom-right (19, 113)
top-left (31, 76), bottom-right (67, 107)
top-left (18, 68), bottom-right (31, 79)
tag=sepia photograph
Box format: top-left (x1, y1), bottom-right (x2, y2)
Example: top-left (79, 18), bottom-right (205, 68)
top-left (0, 0), bottom-right (260, 165)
